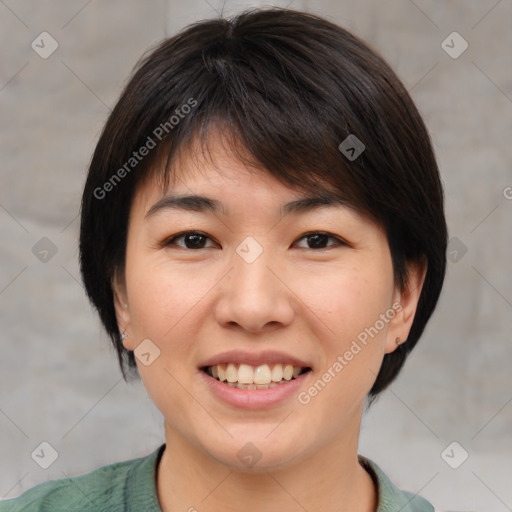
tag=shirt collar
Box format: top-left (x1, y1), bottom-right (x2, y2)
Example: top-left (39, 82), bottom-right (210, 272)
top-left (125, 443), bottom-right (165, 512)
top-left (126, 445), bottom-right (433, 512)
top-left (359, 455), bottom-right (434, 511)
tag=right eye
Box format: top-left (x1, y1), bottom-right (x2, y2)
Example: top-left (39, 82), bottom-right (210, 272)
top-left (163, 231), bottom-right (218, 250)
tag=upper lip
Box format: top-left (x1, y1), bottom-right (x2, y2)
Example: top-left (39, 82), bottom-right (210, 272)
top-left (199, 350), bottom-right (312, 369)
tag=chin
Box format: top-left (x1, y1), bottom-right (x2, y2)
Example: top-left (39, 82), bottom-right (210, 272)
top-left (202, 432), bottom-right (305, 474)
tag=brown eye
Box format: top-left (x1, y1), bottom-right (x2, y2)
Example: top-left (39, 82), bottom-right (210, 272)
top-left (165, 231), bottom-right (217, 249)
top-left (295, 232), bottom-right (344, 249)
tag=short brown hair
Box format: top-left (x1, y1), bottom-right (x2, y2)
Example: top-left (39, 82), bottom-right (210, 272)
top-left (79, 7), bottom-right (447, 397)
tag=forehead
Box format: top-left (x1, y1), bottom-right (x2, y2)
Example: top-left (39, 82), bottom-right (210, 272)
top-left (130, 130), bottom-right (379, 233)
top-left (138, 174), bottom-right (355, 230)
top-left (168, 131), bottom-right (305, 195)
top-left (135, 131), bottom-right (341, 210)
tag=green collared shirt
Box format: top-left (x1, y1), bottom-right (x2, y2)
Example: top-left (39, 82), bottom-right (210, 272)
top-left (0, 445), bottom-right (435, 511)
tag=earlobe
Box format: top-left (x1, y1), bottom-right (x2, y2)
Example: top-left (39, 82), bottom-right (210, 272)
top-left (120, 326), bottom-right (134, 351)
top-left (384, 259), bottom-right (427, 354)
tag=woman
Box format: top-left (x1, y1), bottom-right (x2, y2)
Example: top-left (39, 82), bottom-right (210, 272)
top-left (1, 8), bottom-right (447, 511)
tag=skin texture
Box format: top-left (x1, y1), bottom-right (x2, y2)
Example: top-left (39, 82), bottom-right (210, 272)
top-left (113, 133), bottom-right (426, 512)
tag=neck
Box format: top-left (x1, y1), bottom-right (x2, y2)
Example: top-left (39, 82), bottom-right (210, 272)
top-left (156, 415), bottom-right (377, 512)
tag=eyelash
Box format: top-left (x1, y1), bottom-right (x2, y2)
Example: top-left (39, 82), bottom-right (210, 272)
top-left (162, 231), bottom-right (347, 251)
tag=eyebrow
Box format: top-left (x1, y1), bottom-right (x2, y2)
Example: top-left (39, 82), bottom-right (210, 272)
top-left (144, 192), bottom-right (347, 220)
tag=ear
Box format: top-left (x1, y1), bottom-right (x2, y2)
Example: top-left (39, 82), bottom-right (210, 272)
top-left (384, 258), bottom-right (427, 354)
top-left (112, 270), bottom-right (134, 351)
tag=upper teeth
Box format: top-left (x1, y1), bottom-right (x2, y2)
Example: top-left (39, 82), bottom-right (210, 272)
top-left (208, 363), bottom-right (304, 385)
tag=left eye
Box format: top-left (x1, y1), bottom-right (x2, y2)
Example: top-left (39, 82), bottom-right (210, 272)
top-left (294, 232), bottom-right (344, 250)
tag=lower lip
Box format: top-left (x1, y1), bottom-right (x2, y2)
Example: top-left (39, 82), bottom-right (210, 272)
top-left (199, 369), bottom-right (311, 410)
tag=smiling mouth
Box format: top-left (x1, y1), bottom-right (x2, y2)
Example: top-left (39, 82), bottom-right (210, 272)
top-left (202, 363), bottom-right (312, 389)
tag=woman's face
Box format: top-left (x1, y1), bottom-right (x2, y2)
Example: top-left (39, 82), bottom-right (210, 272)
top-left (115, 134), bottom-right (422, 472)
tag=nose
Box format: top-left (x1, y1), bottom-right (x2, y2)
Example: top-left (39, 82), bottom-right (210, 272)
top-left (214, 249), bottom-right (295, 334)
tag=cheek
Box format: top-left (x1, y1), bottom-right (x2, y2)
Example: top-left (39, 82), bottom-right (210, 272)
top-left (293, 262), bottom-right (392, 340)
top-left (126, 252), bottom-right (208, 340)
top-left (125, 257), bottom-right (202, 415)
top-left (291, 261), bottom-right (394, 411)
top-left (294, 269), bottom-right (392, 433)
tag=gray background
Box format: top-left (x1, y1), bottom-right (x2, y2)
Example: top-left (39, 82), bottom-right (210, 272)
top-left (1, 1), bottom-right (511, 510)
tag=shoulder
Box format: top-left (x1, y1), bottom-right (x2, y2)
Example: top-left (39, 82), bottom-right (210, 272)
top-left (0, 445), bottom-right (165, 512)
top-left (359, 456), bottom-right (436, 512)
